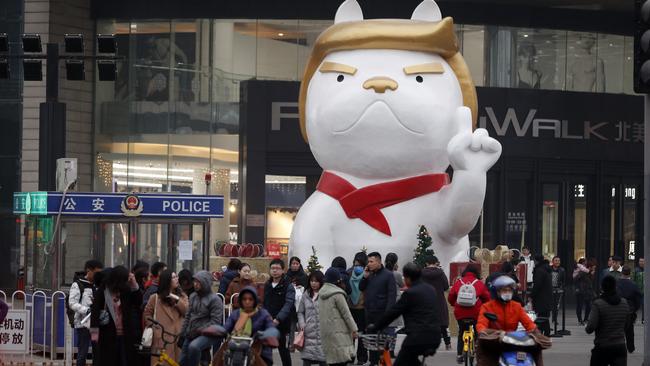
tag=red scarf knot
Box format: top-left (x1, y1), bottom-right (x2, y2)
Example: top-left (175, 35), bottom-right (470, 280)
top-left (316, 171), bottom-right (449, 236)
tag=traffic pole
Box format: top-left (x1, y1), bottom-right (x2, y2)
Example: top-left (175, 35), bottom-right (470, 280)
top-left (643, 94), bottom-right (650, 366)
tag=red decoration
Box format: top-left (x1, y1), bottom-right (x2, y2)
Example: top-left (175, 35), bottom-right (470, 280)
top-left (267, 243), bottom-right (281, 258)
top-left (317, 171), bottom-right (449, 236)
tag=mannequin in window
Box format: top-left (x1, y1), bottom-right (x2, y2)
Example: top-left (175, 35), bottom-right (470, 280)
top-left (568, 34), bottom-right (605, 92)
top-left (516, 43), bottom-right (542, 89)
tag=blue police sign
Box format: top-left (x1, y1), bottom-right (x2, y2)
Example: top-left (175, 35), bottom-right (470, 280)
top-left (14, 192), bottom-right (224, 218)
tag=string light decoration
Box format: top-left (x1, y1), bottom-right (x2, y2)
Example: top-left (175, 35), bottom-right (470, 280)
top-left (207, 168), bottom-right (230, 193)
top-left (96, 154), bottom-right (113, 188)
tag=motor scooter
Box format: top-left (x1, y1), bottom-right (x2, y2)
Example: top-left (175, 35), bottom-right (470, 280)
top-left (481, 312), bottom-right (549, 366)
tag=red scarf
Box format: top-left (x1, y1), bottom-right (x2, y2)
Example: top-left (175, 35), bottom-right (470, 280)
top-left (316, 171), bottom-right (449, 236)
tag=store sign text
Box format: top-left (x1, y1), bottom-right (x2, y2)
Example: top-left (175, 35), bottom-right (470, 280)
top-left (270, 103), bottom-right (643, 143)
top-left (479, 107), bottom-right (643, 143)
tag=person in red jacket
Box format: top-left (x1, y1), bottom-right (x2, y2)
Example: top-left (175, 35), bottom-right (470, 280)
top-left (476, 276), bottom-right (536, 334)
top-left (475, 276), bottom-right (539, 366)
top-left (448, 264), bottom-right (490, 364)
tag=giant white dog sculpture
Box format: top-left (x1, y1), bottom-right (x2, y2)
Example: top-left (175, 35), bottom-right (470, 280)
top-left (289, 0), bottom-right (501, 272)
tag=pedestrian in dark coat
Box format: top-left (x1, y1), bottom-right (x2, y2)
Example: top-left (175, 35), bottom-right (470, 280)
top-left (331, 256), bottom-right (351, 294)
top-left (179, 270), bottom-right (224, 366)
top-left (359, 252), bottom-right (397, 365)
top-left (218, 258), bottom-right (242, 295)
top-left (287, 256), bottom-right (309, 288)
top-left (586, 275), bottom-right (631, 366)
top-left (617, 266), bottom-right (642, 353)
top-left (531, 256), bottom-right (553, 336)
top-left (263, 259), bottom-right (295, 366)
top-left (421, 255), bottom-right (451, 350)
top-left (90, 266), bottom-right (143, 366)
top-left (370, 263), bottom-right (441, 366)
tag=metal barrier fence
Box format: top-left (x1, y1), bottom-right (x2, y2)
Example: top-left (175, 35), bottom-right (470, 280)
top-left (0, 289), bottom-right (237, 365)
top-left (0, 290), bottom-right (72, 365)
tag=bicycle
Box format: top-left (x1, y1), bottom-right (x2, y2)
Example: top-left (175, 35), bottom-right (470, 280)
top-left (460, 319), bottom-right (476, 366)
top-left (361, 333), bottom-right (395, 366)
top-left (143, 318), bottom-right (180, 366)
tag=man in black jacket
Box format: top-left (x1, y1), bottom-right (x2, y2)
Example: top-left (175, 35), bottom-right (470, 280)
top-left (550, 256), bottom-right (566, 329)
top-left (369, 262), bottom-right (441, 366)
top-left (586, 275), bottom-right (630, 366)
top-left (617, 266), bottom-right (642, 353)
top-left (360, 252), bottom-right (397, 366)
top-left (263, 258), bottom-right (295, 366)
top-left (531, 256), bottom-right (553, 336)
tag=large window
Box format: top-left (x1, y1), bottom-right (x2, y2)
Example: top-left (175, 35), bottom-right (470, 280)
top-left (487, 26), bottom-right (633, 93)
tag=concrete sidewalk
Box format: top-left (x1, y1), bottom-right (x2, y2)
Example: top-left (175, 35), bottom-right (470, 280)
top-left (274, 320), bottom-right (645, 365)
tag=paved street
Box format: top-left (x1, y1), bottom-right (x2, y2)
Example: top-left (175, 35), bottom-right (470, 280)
top-left (273, 315), bottom-right (645, 366)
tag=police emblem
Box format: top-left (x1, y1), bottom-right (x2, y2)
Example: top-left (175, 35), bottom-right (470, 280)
top-left (121, 194), bottom-right (143, 217)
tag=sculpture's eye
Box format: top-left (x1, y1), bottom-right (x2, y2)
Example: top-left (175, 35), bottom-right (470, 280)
top-left (337, 75), bottom-right (345, 82)
top-left (416, 75), bottom-right (424, 83)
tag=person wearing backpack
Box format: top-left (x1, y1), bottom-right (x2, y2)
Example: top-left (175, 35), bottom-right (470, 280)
top-left (68, 259), bottom-right (104, 366)
top-left (448, 264), bottom-right (490, 364)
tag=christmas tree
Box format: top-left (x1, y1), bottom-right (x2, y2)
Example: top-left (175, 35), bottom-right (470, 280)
top-left (307, 246), bottom-right (323, 273)
top-left (413, 225), bottom-right (434, 267)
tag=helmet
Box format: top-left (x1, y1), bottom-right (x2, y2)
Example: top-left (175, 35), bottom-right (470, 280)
top-left (492, 275), bottom-right (516, 291)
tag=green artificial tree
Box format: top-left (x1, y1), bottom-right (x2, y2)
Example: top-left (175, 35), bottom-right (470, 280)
top-left (413, 225), bottom-right (434, 267)
top-left (307, 245), bottom-right (323, 273)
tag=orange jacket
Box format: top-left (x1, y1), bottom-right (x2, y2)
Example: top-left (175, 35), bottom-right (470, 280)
top-left (476, 299), bottom-right (536, 333)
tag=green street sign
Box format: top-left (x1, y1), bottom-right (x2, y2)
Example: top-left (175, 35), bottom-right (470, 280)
top-left (13, 192), bottom-right (49, 215)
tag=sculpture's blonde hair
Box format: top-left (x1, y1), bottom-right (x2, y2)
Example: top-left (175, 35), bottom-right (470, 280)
top-left (298, 17), bottom-right (477, 141)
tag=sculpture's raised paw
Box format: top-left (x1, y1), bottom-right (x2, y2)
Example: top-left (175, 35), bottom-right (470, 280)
top-left (447, 106), bottom-right (502, 172)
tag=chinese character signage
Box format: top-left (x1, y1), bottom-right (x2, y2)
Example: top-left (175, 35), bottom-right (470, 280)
top-left (0, 310), bottom-right (30, 353)
top-left (505, 212), bottom-right (527, 232)
top-left (13, 192), bottom-right (224, 218)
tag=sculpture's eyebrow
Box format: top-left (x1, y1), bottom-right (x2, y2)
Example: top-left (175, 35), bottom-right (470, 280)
top-left (319, 62), bottom-right (357, 75)
top-left (403, 62), bottom-right (445, 75)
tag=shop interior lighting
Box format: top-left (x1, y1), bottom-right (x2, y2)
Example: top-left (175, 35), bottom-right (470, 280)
top-left (113, 163), bottom-right (194, 173)
top-left (21, 34), bottom-right (42, 53)
top-left (65, 60), bottom-right (85, 80)
top-left (97, 34), bottom-right (117, 54)
top-left (112, 171), bottom-right (194, 182)
top-left (115, 180), bottom-right (163, 188)
top-left (22, 59), bottom-right (42, 81)
top-left (0, 60), bottom-right (8, 79)
top-left (97, 60), bottom-right (116, 81)
top-left (0, 34), bottom-right (8, 53)
top-left (64, 34), bottom-right (84, 53)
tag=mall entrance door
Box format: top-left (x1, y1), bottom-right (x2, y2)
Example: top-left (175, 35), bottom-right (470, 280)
top-left (134, 220), bottom-right (207, 274)
top-left (538, 176), bottom-right (642, 268)
top-left (538, 177), bottom-right (593, 265)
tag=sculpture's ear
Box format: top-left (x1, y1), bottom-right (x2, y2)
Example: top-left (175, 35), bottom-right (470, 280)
top-left (335, 0), bottom-right (364, 24)
top-left (411, 0), bottom-right (442, 22)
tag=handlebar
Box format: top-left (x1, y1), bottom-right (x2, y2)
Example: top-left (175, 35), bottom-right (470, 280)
top-left (146, 317), bottom-right (178, 345)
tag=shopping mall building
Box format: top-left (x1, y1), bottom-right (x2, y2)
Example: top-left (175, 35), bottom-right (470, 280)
top-left (0, 0), bottom-right (642, 290)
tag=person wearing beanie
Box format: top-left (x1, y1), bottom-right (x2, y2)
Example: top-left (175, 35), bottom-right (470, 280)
top-left (586, 275), bottom-right (631, 365)
top-left (318, 268), bottom-right (358, 366)
top-left (346, 251), bottom-right (369, 364)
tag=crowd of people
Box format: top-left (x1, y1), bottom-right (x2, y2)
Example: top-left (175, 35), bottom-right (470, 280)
top-left (65, 248), bottom-right (645, 366)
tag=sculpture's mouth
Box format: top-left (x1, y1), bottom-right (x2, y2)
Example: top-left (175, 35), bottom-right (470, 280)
top-left (331, 100), bottom-right (425, 136)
